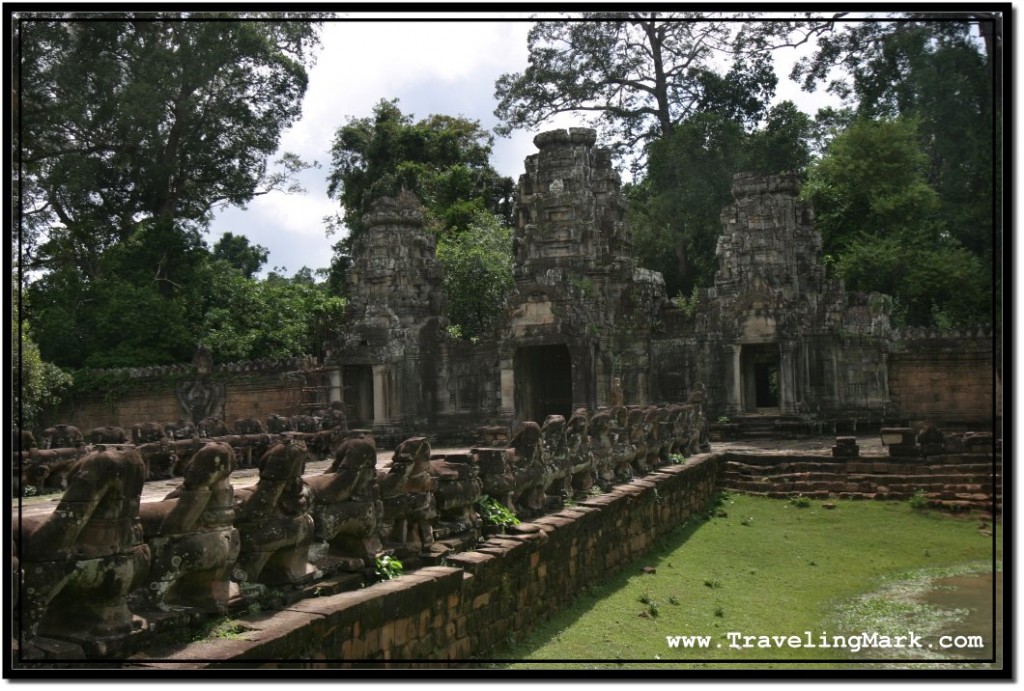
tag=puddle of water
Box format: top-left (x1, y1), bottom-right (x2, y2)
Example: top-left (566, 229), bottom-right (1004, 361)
top-left (918, 571), bottom-right (1002, 664)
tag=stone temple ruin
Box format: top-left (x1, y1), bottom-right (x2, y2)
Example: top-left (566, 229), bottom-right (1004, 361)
top-left (327, 127), bottom-right (991, 439)
top-left (11, 128), bottom-right (999, 665)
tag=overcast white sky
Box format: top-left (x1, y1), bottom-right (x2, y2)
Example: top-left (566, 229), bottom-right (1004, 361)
top-left (207, 14), bottom-right (842, 278)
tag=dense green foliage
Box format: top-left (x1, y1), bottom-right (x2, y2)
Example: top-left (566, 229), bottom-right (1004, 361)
top-left (435, 213), bottom-right (515, 342)
top-left (803, 117), bottom-right (990, 327)
top-left (18, 16), bottom-right (321, 270)
top-left (628, 103), bottom-right (814, 296)
top-left (325, 99), bottom-right (516, 294)
top-left (796, 18), bottom-right (997, 327)
top-left (13, 293), bottom-right (74, 431)
top-left (15, 15), bottom-right (332, 392)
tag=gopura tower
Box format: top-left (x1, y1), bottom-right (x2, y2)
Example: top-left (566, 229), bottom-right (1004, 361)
top-left (498, 128), bottom-right (666, 425)
top-left (329, 190), bottom-right (449, 435)
top-left (650, 172), bottom-right (892, 423)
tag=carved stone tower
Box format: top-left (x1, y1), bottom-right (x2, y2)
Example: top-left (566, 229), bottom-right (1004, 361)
top-left (499, 128), bottom-right (665, 425)
top-left (330, 191), bottom-right (448, 436)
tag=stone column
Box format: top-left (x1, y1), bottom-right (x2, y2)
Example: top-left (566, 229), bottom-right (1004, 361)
top-left (372, 365), bottom-right (389, 424)
top-left (727, 345), bottom-right (744, 416)
top-left (779, 341), bottom-right (799, 415)
top-left (499, 361), bottom-right (515, 418)
top-left (329, 369), bottom-right (343, 405)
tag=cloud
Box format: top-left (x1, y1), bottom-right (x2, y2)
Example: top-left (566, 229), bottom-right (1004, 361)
top-left (211, 18), bottom-right (545, 276)
top-left (210, 16), bottom-right (842, 277)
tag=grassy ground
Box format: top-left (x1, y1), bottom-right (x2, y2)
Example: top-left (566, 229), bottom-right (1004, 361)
top-left (480, 492), bottom-right (1001, 671)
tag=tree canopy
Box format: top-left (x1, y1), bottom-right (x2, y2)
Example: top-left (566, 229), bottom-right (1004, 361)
top-left (793, 15), bottom-right (998, 326)
top-left (18, 16), bottom-right (322, 274)
top-left (435, 212), bottom-right (515, 342)
top-left (494, 12), bottom-right (779, 166)
top-left (324, 98), bottom-right (516, 294)
top-left (803, 116), bottom-right (990, 327)
top-left (17, 14), bottom-right (329, 373)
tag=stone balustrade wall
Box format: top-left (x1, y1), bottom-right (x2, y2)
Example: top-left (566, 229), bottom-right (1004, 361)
top-left (13, 402), bottom-right (709, 662)
top-left (127, 453), bottom-right (722, 667)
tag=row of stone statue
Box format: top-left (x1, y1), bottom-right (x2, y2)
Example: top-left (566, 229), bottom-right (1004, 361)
top-left (14, 408), bottom-right (349, 493)
top-left (13, 402), bottom-right (708, 650)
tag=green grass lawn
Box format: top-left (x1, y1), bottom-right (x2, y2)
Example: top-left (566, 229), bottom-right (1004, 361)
top-left (482, 492), bottom-right (1001, 671)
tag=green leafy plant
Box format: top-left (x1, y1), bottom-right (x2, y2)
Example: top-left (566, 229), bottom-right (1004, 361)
top-left (672, 285), bottom-right (700, 318)
top-left (909, 489), bottom-right (930, 510)
top-left (375, 555), bottom-right (404, 581)
top-left (789, 494), bottom-right (812, 508)
top-left (717, 416), bottom-right (732, 425)
top-left (668, 453), bottom-right (686, 464)
top-left (477, 495), bottom-right (520, 529)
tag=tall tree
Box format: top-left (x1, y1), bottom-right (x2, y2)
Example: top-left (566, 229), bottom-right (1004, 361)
top-left (19, 16), bottom-right (321, 273)
top-left (494, 13), bottom-right (778, 166)
top-left (212, 232), bottom-right (270, 279)
top-left (435, 212), bottom-right (515, 341)
top-left (324, 99), bottom-right (516, 293)
top-left (803, 116), bottom-right (989, 327)
top-left (17, 14), bottom-right (323, 368)
top-left (790, 15), bottom-right (999, 319)
top-left (629, 102), bottom-right (814, 297)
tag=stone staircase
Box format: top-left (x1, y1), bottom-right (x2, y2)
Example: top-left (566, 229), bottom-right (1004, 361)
top-left (712, 413), bottom-right (817, 440)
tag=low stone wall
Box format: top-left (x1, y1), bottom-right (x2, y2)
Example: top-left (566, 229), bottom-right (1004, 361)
top-left (719, 452), bottom-right (1002, 513)
top-left (40, 358), bottom-right (319, 434)
top-left (130, 455), bottom-right (719, 667)
top-left (887, 328), bottom-right (998, 430)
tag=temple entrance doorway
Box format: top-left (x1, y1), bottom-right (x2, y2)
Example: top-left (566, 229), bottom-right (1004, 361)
top-left (741, 344), bottom-right (781, 412)
top-left (342, 365), bottom-right (374, 426)
top-left (514, 344), bottom-right (573, 424)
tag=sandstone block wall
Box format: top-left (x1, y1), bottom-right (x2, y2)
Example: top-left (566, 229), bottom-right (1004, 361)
top-left (888, 351), bottom-right (996, 427)
top-left (40, 367), bottom-right (315, 434)
top-left (719, 452), bottom-right (1001, 513)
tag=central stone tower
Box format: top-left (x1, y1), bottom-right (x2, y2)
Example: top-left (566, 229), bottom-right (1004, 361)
top-left (499, 128), bottom-right (666, 425)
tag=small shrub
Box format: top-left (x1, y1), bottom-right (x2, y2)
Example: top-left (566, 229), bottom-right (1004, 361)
top-left (648, 602), bottom-right (660, 618)
top-left (789, 494), bottom-right (812, 508)
top-left (704, 577), bottom-right (721, 589)
top-left (477, 495), bottom-right (520, 528)
top-left (668, 595), bottom-right (680, 606)
top-left (909, 489), bottom-right (930, 510)
top-left (375, 555), bottom-right (404, 581)
top-left (717, 416), bottom-right (731, 425)
top-left (714, 604), bottom-right (725, 618)
top-left (668, 453), bottom-right (686, 464)
top-left (638, 591), bottom-right (653, 605)
top-left (672, 285), bottom-right (700, 318)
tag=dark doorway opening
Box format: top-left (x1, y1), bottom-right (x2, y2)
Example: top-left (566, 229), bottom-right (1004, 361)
top-left (342, 365), bottom-right (374, 426)
top-left (753, 361), bottom-right (780, 408)
top-left (741, 344), bottom-right (780, 412)
top-left (515, 344), bottom-right (573, 423)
